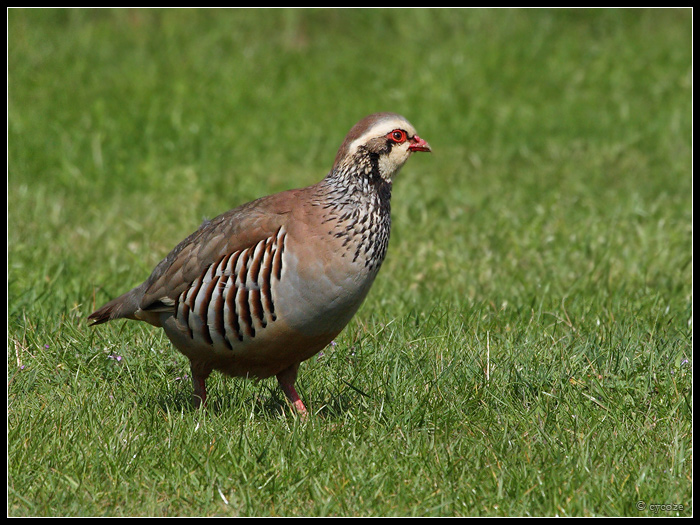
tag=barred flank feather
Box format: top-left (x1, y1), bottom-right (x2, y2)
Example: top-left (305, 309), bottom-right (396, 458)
top-left (174, 227), bottom-right (285, 349)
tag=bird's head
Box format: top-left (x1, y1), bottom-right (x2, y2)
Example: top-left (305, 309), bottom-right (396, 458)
top-left (332, 113), bottom-right (431, 182)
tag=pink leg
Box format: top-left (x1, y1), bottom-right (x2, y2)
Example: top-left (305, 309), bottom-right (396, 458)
top-left (190, 364), bottom-right (210, 409)
top-left (192, 375), bottom-right (206, 408)
top-left (276, 364), bottom-right (308, 416)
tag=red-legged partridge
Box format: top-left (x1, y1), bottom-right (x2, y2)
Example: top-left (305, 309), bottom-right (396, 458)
top-left (88, 112), bottom-right (431, 414)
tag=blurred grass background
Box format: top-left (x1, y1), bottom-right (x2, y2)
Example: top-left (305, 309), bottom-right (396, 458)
top-left (8, 8), bottom-right (691, 516)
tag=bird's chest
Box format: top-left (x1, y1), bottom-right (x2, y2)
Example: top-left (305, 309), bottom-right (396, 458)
top-left (275, 213), bottom-right (389, 337)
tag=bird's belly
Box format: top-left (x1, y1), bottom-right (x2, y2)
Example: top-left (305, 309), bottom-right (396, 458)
top-left (161, 312), bottom-right (334, 379)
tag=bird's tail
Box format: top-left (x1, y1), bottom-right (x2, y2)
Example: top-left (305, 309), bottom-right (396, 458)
top-left (88, 285), bottom-right (145, 326)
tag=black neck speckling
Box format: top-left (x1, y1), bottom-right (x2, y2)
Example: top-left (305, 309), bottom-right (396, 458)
top-left (313, 151), bottom-right (394, 272)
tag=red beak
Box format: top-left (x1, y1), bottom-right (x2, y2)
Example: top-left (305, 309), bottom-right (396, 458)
top-left (409, 135), bottom-right (431, 153)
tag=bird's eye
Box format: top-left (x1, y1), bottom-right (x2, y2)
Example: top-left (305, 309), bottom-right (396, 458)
top-left (388, 129), bottom-right (407, 143)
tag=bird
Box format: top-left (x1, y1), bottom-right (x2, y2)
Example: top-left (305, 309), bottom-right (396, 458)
top-left (88, 112), bottom-right (431, 415)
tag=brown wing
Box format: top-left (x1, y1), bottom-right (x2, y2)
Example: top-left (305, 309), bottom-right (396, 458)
top-left (89, 188), bottom-right (300, 326)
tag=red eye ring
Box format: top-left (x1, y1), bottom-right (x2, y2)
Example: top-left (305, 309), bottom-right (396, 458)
top-left (388, 129), bottom-right (407, 143)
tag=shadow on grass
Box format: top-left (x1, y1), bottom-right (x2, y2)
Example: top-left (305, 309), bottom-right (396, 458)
top-left (150, 380), bottom-right (368, 421)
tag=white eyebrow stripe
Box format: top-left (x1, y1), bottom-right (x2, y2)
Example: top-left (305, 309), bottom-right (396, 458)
top-left (344, 118), bottom-right (417, 156)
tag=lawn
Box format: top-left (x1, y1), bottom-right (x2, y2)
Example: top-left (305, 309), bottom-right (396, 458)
top-left (7, 8), bottom-right (692, 516)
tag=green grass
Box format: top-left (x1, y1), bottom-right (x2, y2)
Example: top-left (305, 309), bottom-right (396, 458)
top-left (8, 8), bottom-right (691, 516)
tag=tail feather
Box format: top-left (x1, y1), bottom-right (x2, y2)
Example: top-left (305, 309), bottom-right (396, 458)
top-left (88, 284), bottom-right (146, 326)
top-left (88, 299), bottom-right (122, 325)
